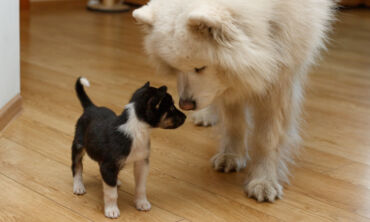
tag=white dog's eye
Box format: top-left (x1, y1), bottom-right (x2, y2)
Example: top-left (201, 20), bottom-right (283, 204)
top-left (194, 66), bottom-right (206, 73)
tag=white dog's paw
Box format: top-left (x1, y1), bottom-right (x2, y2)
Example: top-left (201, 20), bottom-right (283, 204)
top-left (135, 198), bottom-right (151, 211)
top-left (117, 179), bottom-right (122, 187)
top-left (191, 108), bottom-right (218, 126)
top-left (211, 152), bottom-right (247, 172)
top-left (73, 181), bottom-right (86, 195)
top-left (104, 205), bottom-right (120, 218)
top-left (244, 178), bottom-right (283, 202)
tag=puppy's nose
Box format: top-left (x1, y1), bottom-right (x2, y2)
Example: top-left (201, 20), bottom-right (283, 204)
top-left (179, 99), bottom-right (196, 110)
top-left (178, 112), bottom-right (187, 124)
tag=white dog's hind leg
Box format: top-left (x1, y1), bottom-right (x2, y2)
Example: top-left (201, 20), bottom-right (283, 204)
top-left (212, 102), bottom-right (248, 172)
top-left (191, 104), bottom-right (219, 126)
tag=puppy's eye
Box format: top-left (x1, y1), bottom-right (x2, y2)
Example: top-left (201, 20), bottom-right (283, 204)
top-left (194, 66), bottom-right (206, 73)
top-left (170, 106), bottom-right (175, 111)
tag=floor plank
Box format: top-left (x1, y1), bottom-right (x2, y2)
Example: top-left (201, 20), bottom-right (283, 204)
top-left (0, 138), bottom-right (183, 222)
top-left (0, 171), bottom-right (91, 222)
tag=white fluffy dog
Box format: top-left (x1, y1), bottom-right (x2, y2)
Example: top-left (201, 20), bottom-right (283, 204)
top-left (133, 0), bottom-right (335, 202)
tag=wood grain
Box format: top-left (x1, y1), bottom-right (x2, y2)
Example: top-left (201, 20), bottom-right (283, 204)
top-left (2, 1), bottom-right (369, 221)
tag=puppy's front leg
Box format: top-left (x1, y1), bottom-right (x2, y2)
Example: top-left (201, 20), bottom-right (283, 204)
top-left (134, 159), bottom-right (151, 211)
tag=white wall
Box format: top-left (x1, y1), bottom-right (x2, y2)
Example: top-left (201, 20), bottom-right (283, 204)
top-left (0, 0), bottom-right (20, 109)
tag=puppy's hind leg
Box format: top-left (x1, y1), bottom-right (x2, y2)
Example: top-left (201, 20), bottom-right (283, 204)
top-left (134, 159), bottom-right (151, 211)
top-left (100, 162), bottom-right (120, 218)
top-left (71, 142), bottom-right (86, 195)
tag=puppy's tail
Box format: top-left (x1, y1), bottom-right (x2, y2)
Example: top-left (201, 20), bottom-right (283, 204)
top-left (75, 77), bottom-right (94, 109)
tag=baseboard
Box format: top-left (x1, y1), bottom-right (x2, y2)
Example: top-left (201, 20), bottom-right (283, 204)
top-left (0, 94), bottom-right (22, 132)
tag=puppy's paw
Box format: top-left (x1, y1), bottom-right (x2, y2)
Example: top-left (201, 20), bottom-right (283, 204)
top-left (191, 108), bottom-right (218, 126)
top-left (104, 205), bottom-right (120, 218)
top-left (211, 152), bottom-right (247, 173)
top-left (73, 182), bottom-right (86, 195)
top-left (135, 198), bottom-right (151, 211)
top-left (244, 178), bottom-right (283, 202)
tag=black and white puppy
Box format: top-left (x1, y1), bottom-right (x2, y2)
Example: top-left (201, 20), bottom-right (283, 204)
top-left (71, 77), bottom-right (186, 218)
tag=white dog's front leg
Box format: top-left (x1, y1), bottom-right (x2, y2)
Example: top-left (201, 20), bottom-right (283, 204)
top-left (191, 104), bottom-right (219, 126)
top-left (245, 104), bottom-right (283, 202)
top-left (245, 89), bottom-right (300, 202)
top-left (134, 159), bottom-right (151, 211)
top-left (244, 151), bottom-right (283, 202)
top-left (212, 102), bottom-right (248, 172)
top-left (103, 182), bottom-right (120, 218)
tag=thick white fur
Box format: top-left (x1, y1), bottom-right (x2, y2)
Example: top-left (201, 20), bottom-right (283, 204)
top-left (133, 0), bottom-right (335, 202)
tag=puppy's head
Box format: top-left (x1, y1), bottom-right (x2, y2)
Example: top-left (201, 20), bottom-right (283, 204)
top-left (130, 82), bottom-right (186, 129)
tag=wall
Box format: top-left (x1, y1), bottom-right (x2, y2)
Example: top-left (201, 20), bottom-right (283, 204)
top-left (0, 0), bottom-right (20, 109)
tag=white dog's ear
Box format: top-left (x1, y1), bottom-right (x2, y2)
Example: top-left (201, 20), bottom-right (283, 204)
top-left (187, 7), bottom-right (236, 46)
top-left (132, 5), bottom-right (154, 26)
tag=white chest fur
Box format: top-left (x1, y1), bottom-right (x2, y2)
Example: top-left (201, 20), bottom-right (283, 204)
top-left (117, 103), bottom-right (150, 164)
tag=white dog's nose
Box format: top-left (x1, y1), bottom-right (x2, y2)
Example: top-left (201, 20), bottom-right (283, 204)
top-left (179, 99), bottom-right (196, 110)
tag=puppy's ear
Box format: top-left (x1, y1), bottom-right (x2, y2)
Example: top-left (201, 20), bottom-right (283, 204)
top-left (158, 86), bottom-right (167, 93)
top-left (143, 81), bottom-right (150, 88)
top-left (187, 6), bottom-right (237, 46)
top-left (133, 5), bottom-right (154, 26)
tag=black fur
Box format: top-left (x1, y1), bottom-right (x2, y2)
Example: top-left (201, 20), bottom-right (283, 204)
top-left (71, 78), bottom-right (186, 187)
top-left (75, 78), bottom-right (93, 109)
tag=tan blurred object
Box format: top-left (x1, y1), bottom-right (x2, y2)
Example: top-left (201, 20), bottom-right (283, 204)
top-left (87, 0), bottom-right (130, 12)
top-left (340, 0), bottom-right (370, 7)
top-left (125, 0), bottom-right (148, 5)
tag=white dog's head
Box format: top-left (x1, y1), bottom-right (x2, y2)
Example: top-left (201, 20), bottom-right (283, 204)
top-left (133, 0), bottom-right (278, 110)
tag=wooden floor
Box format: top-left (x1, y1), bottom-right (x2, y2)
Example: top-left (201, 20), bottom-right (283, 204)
top-left (1, 1), bottom-right (369, 221)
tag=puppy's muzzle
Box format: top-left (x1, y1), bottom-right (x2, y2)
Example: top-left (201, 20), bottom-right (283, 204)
top-left (175, 111), bottom-right (186, 127)
top-left (168, 111), bottom-right (186, 129)
top-left (159, 108), bottom-right (187, 129)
